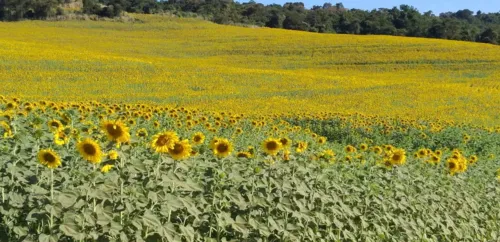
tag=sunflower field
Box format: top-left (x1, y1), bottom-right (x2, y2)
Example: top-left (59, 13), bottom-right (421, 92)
top-left (0, 14), bottom-right (500, 242)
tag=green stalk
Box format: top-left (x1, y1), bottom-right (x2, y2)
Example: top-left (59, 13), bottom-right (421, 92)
top-left (50, 169), bottom-right (54, 229)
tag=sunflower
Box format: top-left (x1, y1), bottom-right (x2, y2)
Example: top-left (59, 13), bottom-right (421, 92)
top-left (0, 121), bottom-right (13, 138)
top-left (345, 145), bottom-right (357, 153)
top-left (108, 150), bottom-right (119, 160)
top-left (434, 149), bottom-right (443, 156)
top-left (372, 146), bottom-right (383, 155)
top-left (295, 141), bottom-right (307, 153)
top-left (283, 150), bottom-right (291, 161)
top-left (359, 143), bottom-right (368, 151)
top-left (388, 148), bottom-right (406, 166)
top-left (417, 148), bottom-right (428, 158)
top-left (151, 131), bottom-right (179, 153)
top-left (48, 119), bottom-right (63, 131)
top-left (101, 164), bottom-right (114, 173)
top-left (427, 154), bottom-right (441, 165)
top-left (37, 149), bottom-right (62, 169)
top-left (262, 138), bottom-right (282, 156)
top-left (136, 128), bottom-right (148, 138)
top-left (469, 155), bottom-right (478, 164)
top-left (101, 120), bottom-right (130, 143)
top-left (53, 130), bottom-right (69, 146)
top-left (209, 137), bottom-right (221, 149)
top-left (247, 146), bottom-right (255, 155)
top-left (446, 158), bottom-right (460, 175)
top-left (317, 136), bottom-right (327, 144)
top-left (168, 139), bottom-right (192, 160)
top-left (383, 145), bottom-right (394, 152)
top-left (279, 137), bottom-right (291, 148)
top-left (192, 132), bottom-right (205, 145)
top-left (212, 138), bottom-right (233, 158)
top-left (77, 138), bottom-right (103, 164)
top-left (236, 151), bottom-right (252, 159)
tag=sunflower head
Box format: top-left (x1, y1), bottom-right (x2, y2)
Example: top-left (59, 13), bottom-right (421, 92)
top-left (372, 146), bottom-right (383, 154)
top-left (48, 119), bottom-right (63, 131)
top-left (38, 149), bottom-right (62, 169)
top-left (446, 158), bottom-right (459, 175)
top-left (108, 150), bottom-right (119, 160)
top-left (77, 138), bottom-right (103, 164)
top-left (345, 145), bottom-right (357, 153)
top-left (359, 143), bottom-right (368, 151)
top-left (192, 132), bottom-right (205, 145)
top-left (279, 137), bottom-right (291, 148)
top-left (151, 131), bottom-right (179, 153)
top-left (101, 164), bottom-right (114, 173)
top-left (388, 149), bottom-right (406, 166)
top-left (237, 151), bottom-right (252, 159)
top-left (295, 141), bottom-right (307, 153)
top-left (168, 139), bottom-right (192, 160)
top-left (101, 121), bottom-right (130, 143)
top-left (213, 138), bottom-right (233, 158)
top-left (262, 138), bottom-right (282, 156)
top-left (317, 136), bottom-right (327, 144)
top-left (136, 128), bottom-right (148, 138)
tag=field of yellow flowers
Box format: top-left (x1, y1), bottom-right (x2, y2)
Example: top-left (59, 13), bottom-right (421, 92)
top-left (0, 14), bottom-right (499, 241)
top-left (1, 14), bottom-right (500, 125)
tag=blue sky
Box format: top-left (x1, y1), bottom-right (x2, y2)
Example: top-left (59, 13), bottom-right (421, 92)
top-left (240, 0), bottom-right (500, 14)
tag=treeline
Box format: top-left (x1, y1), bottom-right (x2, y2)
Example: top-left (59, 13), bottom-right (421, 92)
top-left (1, 0), bottom-right (500, 44)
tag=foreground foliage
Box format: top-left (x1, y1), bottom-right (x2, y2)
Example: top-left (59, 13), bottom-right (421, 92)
top-left (1, 97), bottom-right (499, 241)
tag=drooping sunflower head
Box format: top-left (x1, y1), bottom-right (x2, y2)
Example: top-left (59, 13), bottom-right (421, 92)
top-left (168, 139), bottom-right (192, 160)
top-left (151, 131), bottom-right (179, 153)
top-left (101, 121), bottom-right (130, 143)
top-left (77, 138), bottom-right (103, 164)
top-left (213, 138), bottom-right (233, 158)
top-left (101, 164), bottom-right (114, 173)
top-left (37, 149), bottom-right (62, 169)
top-left (237, 151), bottom-right (252, 159)
top-left (192, 132), bottom-right (205, 145)
top-left (262, 138), bottom-right (282, 156)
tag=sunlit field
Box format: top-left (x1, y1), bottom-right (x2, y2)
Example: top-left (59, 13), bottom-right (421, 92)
top-left (0, 14), bottom-right (499, 242)
top-left (1, 14), bottom-right (500, 125)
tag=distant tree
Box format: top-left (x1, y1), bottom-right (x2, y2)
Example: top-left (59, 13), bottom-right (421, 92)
top-left (478, 28), bottom-right (498, 44)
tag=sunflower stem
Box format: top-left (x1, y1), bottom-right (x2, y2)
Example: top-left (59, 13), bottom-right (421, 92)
top-left (50, 169), bottom-right (54, 229)
top-left (93, 165), bottom-right (97, 212)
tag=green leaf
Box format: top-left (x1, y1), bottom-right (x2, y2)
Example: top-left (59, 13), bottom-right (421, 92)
top-left (59, 223), bottom-right (85, 240)
top-left (57, 192), bottom-right (78, 208)
top-left (142, 209), bottom-right (162, 227)
top-left (179, 225), bottom-right (195, 242)
top-left (38, 234), bottom-right (58, 242)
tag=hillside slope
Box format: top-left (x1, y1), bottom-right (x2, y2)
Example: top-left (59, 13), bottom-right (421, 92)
top-left (0, 14), bottom-right (499, 125)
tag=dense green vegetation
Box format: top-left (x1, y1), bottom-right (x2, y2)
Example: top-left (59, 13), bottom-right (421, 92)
top-left (1, 0), bottom-right (499, 44)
